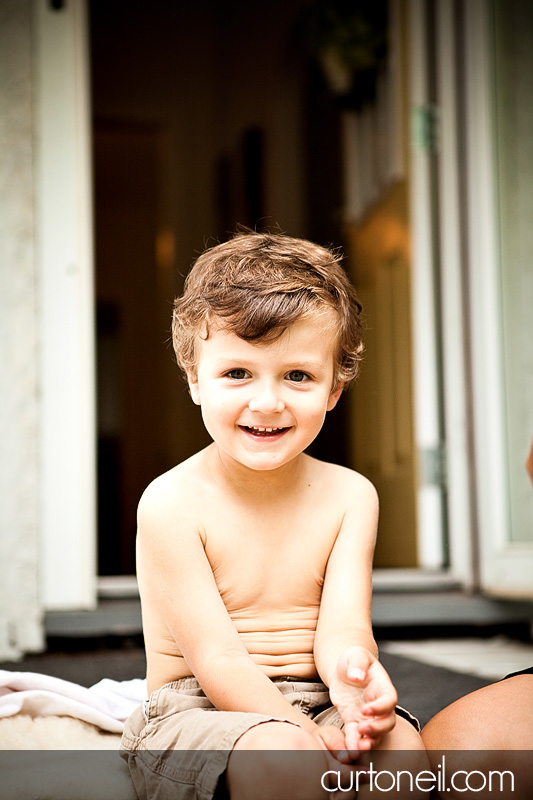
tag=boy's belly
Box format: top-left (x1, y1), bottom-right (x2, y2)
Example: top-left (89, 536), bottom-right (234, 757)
top-left (145, 607), bottom-right (320, 693)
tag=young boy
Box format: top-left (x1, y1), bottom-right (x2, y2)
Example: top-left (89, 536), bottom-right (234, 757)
top-left (121, 232), bottom-right (424, 799)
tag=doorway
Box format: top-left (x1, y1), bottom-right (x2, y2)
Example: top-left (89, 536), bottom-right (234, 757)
top-left (89, 0), bottom-right (418, 576)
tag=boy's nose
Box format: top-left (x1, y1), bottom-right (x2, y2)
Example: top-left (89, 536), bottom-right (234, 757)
top-left (248, 385), bottom-right (285, 414)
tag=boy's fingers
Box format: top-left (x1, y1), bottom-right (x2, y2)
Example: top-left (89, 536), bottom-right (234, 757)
top-left (343, 647), bottom-right (372, 679)
top-left (347, 667), bottom-right (366, 683)
top-left (319, 724), bottom-right (348, 752)
top-left (316, 724), bottom-right (360, 764)
top-left (358, 716), bottom-right (394, 738)
top-left (362, 694), bottom-right (397, 716)
top-left (342, 721), bottom-right (361, 755)
top-left (356, 736), bottom-right (374, 752)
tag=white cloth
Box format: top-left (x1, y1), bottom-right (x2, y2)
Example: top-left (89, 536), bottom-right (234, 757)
top-left (0, 670), bottom-right (147, 733)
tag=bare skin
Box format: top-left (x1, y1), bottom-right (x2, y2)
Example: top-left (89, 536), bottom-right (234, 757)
top-left (422, 676), bottom-right (533, 800)
top-left (140, 449), bottom-right (362, 692)
top-left (138, 448), bottom-right (391, 748)
top-left (139, 448), bottom-right (426, 798)
top-left (422, 675), bottom-right (533, 751)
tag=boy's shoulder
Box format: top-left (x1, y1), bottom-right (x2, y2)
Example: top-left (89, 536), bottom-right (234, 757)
top-left (137, 449), bottom-right (208, 529)
top-left (306, 456), bottom-right (378, 508)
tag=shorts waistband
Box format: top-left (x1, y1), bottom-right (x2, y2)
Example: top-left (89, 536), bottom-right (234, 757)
top-left (160, 677), bottom-right (201, 691)
top-left (158, 676), bottom-right (327, 692)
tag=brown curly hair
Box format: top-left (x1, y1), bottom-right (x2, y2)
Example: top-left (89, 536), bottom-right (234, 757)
top-left (172, 231), bottom-right (364, 390)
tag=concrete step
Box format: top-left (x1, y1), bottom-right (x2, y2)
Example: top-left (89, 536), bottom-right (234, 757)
top-left (44, 589), bottom-right (533, 640)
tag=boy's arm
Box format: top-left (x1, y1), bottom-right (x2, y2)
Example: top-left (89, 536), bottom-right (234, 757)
top-left (313, 473), bottom-right (397, 752)
top-left (138, 479), bottom-right (334, 741)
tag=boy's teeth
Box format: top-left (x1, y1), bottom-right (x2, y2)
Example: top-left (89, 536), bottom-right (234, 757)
top-left (249, 426), bottom-right (283, 432)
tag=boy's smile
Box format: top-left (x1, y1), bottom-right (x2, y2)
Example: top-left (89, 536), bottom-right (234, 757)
top-left (239, 425), bottom-right (289, 438)
top-left (187, 312), bottom-right (343, 474)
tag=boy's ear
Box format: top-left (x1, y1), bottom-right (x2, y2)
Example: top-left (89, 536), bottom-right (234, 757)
top-left (326, 383), bottom-right (344, 412)
top-left (187, 373), bottom-right (201, 405)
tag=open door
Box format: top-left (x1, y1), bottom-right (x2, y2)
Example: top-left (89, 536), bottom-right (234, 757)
top-left (342, 1), bottom-right (442, 571)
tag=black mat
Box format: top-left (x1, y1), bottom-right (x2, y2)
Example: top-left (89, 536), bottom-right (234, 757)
top-left (379, 650), bottom-right (491, 728)
top-left (0, 641), bottom-right (147, 688)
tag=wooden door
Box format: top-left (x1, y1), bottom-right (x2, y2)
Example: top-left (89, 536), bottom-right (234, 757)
top-left (345, 182), bottom-right (418, 567)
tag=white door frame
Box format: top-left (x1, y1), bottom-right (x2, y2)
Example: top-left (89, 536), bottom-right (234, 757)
top-left (464, 1), bottom-right (533, 596)
top-left (409, 0), bottom-right (533, 592)
top-left (408, 0), bottom-right (447, 569)
top-left (433, 0), bottom-right (477, 587)
top-left (34, 0), bottom-right (96, 609)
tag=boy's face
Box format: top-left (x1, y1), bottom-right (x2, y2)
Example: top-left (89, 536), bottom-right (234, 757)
top-left (187, 311), bottom-right (343, 473)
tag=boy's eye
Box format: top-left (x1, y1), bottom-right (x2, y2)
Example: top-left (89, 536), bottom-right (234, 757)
top-left (286, 370), bottom-right (309, 383)
top-left (226, 369), bottom-right (249, 380)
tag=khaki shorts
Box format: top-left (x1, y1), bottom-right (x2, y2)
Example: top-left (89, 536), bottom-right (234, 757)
top-left (120, 676), bottom-right (419, 800)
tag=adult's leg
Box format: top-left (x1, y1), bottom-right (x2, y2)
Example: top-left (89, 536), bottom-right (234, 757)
top-left (422, 674), bottom-right (533, 750)
top-left (422, 675), bottom-right (533, 800)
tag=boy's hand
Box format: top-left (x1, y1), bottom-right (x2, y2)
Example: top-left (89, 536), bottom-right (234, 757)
top-left (312, 724), bottom-right (367, 789)
top-left (329, 645), bottom-right (398, 754)
top-left (312, 723), bottom-right (347, 759)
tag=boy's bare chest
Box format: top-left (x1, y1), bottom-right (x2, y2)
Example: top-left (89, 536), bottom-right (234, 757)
top-left (201, 500), bottom-right (340, 614)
